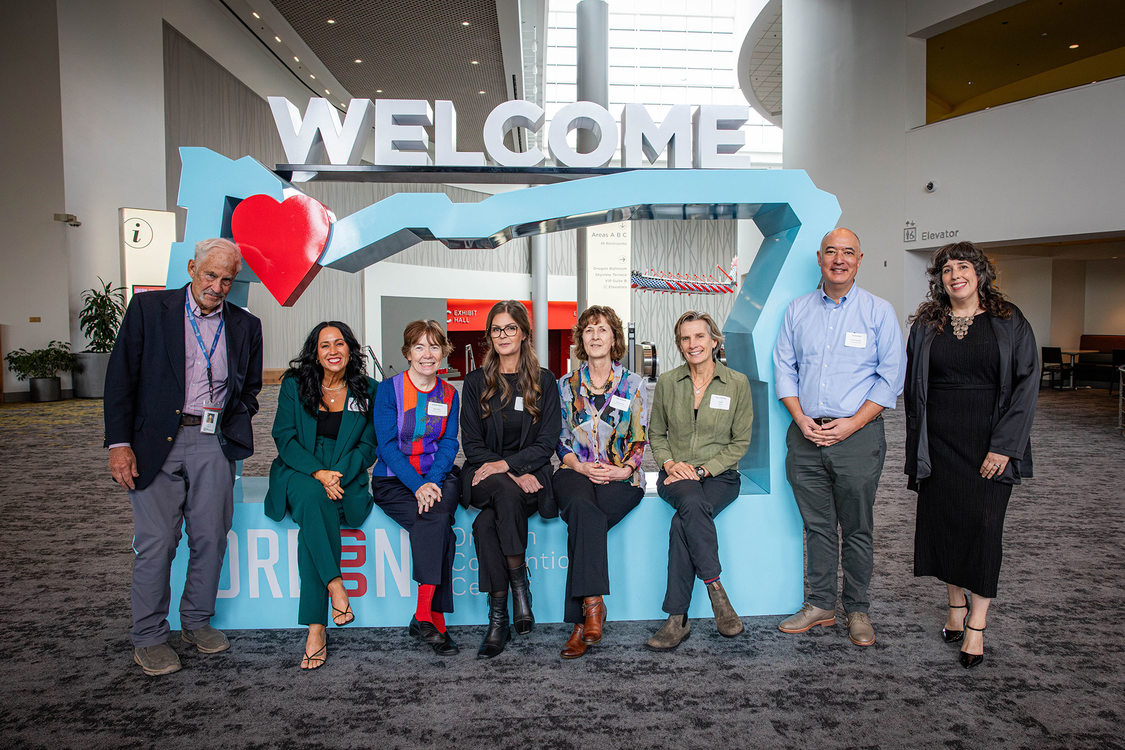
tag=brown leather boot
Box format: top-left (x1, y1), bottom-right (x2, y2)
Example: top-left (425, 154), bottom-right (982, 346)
top-left (561, 624), bottom-right (588, 659)
top-left (581, 596), bottom-right (606, 644)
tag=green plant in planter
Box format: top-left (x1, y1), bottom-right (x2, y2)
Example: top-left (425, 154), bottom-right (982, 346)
top-left (5, 340), bottom-right (79, 380)
top-left (79, 277), bottom-right (127, 353)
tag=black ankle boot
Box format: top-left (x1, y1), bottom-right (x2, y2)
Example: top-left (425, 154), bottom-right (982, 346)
top-left (477, 591), bottom-right (511, 659)
top-left (508, 564), bottom-right (534, 635)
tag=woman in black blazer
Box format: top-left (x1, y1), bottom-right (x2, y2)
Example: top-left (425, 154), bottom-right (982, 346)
top-left (264, 321), bottom-right (377, 670)
top-left (460, 300), bottom-right (561, 658)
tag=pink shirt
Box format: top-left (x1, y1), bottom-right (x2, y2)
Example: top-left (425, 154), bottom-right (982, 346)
top-left (183, 287), bottom-right (229, 415)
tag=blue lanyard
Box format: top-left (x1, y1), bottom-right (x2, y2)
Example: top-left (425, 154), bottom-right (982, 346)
top-left (186, 298), bottom-right (224, 403)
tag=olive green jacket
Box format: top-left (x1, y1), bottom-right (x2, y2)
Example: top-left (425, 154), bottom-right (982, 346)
top-left (649, 361), bottom-right (753, 477)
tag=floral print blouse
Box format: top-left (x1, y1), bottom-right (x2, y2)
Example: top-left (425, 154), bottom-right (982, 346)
top-left (557, 361), bottom-right (649, 488)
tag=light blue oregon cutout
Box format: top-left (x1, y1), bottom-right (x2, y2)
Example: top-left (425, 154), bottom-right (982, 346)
top-left (168, 147), bottom-right (840, 628)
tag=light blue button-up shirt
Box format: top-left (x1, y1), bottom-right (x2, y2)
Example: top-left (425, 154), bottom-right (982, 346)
top-left (773, 282), bottom-right (905, 418)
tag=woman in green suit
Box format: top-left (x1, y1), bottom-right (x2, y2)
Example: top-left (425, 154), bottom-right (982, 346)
top-left (265, 321), bottom-right (378, 669)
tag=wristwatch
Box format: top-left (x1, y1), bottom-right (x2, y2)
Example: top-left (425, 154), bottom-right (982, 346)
top-left (695, 465), bottom-right (707, 479)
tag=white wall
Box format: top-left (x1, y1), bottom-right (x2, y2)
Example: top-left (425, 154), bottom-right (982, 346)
top-left (903, 79), bottom-right (1125, 251)
top-left (1084, 260), bottom-right (1125, 336)
top-left (0, 1), bottom-right (73, 396)
top-left (783, 0), bottom-right (921, 322)
top-left (1050, 260), bottom-right (1086, 349)
top-left (993, 258), bottom-right (1052, 350)
top-left (56, 0), bottom-right (167, 348)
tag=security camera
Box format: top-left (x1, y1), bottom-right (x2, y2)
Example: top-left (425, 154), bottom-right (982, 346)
top-left (924, 181), bottom-right (937, 193)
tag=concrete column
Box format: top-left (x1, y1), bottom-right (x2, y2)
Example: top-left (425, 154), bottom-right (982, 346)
top-left (575, 0), bottom-right (609, 314)
top-left (531, 234), bottom-right (549, 365)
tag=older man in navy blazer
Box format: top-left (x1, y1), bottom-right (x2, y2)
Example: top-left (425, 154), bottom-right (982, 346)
top-left (105, 237), bottom-right (263, 676)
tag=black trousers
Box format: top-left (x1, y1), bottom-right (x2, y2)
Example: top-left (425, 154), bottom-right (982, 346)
top-left (657, 469), bottom-right (741, 614)
top-left (554, 468), bottom-right (644, 624)
top-left (469, 473), bottom-right (539, 594)
top-left (371, 473), bottom-right (460, 613)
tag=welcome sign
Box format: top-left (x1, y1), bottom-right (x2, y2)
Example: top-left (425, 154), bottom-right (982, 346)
top-left (269, 96), bottom-right (757, 172)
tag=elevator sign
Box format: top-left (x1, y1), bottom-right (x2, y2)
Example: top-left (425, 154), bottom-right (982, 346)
top-left (270, 97), bottom-right (755, 173)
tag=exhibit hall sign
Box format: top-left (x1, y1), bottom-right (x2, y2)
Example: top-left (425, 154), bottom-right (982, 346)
top-left (269, 96), bottom-right (757, 172)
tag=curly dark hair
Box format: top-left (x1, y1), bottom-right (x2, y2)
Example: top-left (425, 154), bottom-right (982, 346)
top-left (282, 321), bottom-right (370, 416)
top-left (908, 241), bottom-right (1012, 332)
top-left (478, 300), bottom-right (543, 422)
top-left (571, 305), bottom-right (627, 362)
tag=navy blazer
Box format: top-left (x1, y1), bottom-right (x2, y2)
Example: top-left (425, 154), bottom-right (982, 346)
top-left (103, 285), bottom-right (264, 490)
top-left (459, 366), bottom-right (562, 518)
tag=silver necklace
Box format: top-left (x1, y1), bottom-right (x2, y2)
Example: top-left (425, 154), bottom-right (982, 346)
top-left (949, 312), bottom-right (977, 340)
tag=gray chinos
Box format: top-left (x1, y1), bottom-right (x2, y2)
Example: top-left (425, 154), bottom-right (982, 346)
top-left (784, 418), bottom-right (886, 614)
top-left (128, 426), bottom-right (234, 647)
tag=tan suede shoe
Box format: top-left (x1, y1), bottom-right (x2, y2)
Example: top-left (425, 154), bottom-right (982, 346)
top-left (645, 614), bottom-right (690, 652)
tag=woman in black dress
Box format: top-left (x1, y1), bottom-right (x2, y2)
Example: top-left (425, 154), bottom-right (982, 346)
top-left (905, 242), bottom-right (1039, 669)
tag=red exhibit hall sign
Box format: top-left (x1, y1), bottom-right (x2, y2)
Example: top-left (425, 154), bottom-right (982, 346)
top-left (446, 299), bottom-right (576, 331)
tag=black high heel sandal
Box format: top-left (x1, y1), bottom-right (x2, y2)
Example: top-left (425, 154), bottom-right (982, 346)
top-left (959, 623), bottom-right (986, 669)
top-left (942, 603), bottom-right (969, 643)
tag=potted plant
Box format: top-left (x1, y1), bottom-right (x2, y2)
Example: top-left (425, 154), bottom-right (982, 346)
top-left (74, 277), bottom-right (127, 398)
top-left (5, 340), bottom-right (79, 402)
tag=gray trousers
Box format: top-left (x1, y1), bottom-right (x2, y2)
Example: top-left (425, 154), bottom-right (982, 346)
top-left (129, 426), bottom-right (234, 647)
top-left (657, 469), bottom-right (742, 615)
top-left (785, 418), bottom-right (886, 614)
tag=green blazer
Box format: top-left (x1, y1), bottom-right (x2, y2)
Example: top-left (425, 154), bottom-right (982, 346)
top-left (264, 375), bottom-right (378, 528)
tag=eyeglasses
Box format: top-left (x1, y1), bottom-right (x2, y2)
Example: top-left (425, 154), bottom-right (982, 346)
top-left (489, 324), bottom-right (520, 338)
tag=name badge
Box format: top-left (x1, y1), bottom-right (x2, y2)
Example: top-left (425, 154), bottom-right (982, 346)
top-left (346, 397), bottom-right (362, 412)
top-left (844, 331), bottom-right (867, 348)
top-left (427, 400), bottom-right (449, 417)
top-left (709, 394), bottom-right (731, 410)
top-left (514, 396), bottom-right (524, 412)
top-left (609, 394), bottom-right (631, 411)
top-left (200, 406), bottom-right (220, 434)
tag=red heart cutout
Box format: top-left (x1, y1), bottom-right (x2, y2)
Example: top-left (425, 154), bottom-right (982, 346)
top-left (232, 194), bottom-right (331, 306)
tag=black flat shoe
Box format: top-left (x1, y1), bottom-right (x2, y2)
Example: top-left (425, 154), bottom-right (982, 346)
top-left (409, 616), bottom-right (461, 656)
top-left (959, 623), bottom-right (986, 669)
top-left (942, 603), bottom-right (969, 643)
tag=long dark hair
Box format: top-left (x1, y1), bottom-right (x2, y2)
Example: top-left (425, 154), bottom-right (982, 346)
top-left (283, 321), bottom-right (370, 415)
top-left (909, 241), bottom-right (1012, 332)
top-left (479, 300), bottom-right (543, 422)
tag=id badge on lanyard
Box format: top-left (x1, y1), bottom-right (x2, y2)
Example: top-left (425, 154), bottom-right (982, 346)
top-left (188, 298), bottom-right (224, 434)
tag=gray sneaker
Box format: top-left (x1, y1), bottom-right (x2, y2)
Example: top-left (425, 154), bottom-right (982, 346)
top-left (646, 614), bottom-right (691, 652)
top-left (778, 603), bottom-right (836, 633)
top-left (133, 642), bottom-right (182, 676)
top-left (181, 624), bottom-right (230, 654)
top-left (846, 611), bottom-right (876, 646)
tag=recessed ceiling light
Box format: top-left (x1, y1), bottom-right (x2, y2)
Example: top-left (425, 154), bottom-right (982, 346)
top-left (376, 89), bottom-right (383, 93)
top-left (461, 21), bottom-right (471, 26)
top-left (354, 59), bottom-right (363, 63)
top-left (325, 89), bottom-right (330, 95)
top-left (274, 35), bottom-right (281, 43)
top-left (327, 19), bottom-right (336, 24)
top-left (471, 60), bottom-right (479, 65)
top-left (251, 11), bottom-right (260, 19)
top-left (967, 81), bottom-right (973, 85)
top-left (478, 90), bottom-right (486, 94)
top-left (293, 56), bottom-right (300, 62)
top-left (310, 74), bottom-right (316, 80)
top-left (1069, 43), bottom-right (1079, 49)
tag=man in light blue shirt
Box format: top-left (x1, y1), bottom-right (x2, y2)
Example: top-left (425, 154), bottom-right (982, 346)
top-left (772, 228), bottom-right (905, 647)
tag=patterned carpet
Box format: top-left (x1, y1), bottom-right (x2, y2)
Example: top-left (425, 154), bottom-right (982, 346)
top-left (0, 386), bottom-right (1122, 749)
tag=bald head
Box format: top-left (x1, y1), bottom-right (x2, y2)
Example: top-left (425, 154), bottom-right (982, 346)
top-left (817, 227), bottom-right (863, 300)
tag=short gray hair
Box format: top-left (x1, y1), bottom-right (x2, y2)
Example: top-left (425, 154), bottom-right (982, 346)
top-left (194, 237), bottom-right (243, 273)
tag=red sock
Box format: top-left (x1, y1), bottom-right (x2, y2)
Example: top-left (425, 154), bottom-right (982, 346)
top-left (430, 611), bottom-right (446, 633)
top-left (416, 584), bottom-right (436, 624)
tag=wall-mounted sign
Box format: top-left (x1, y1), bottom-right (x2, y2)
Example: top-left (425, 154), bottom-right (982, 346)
top-left (586, 221), bottom-right (632, 321)
top-left (120, 208), bottom-right (176, 303)
top-left (903, 220), bottom-right (960, 244)
top-left (270, 97), bottom-right (754, 172)
top-left (445, 299), bottom-right (576, 332)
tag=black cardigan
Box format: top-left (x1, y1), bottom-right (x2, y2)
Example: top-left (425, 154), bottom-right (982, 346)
top-left (459, 366), bottom-right (562, 517)
top-left (904, 305), bottom-right (1039, 490)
